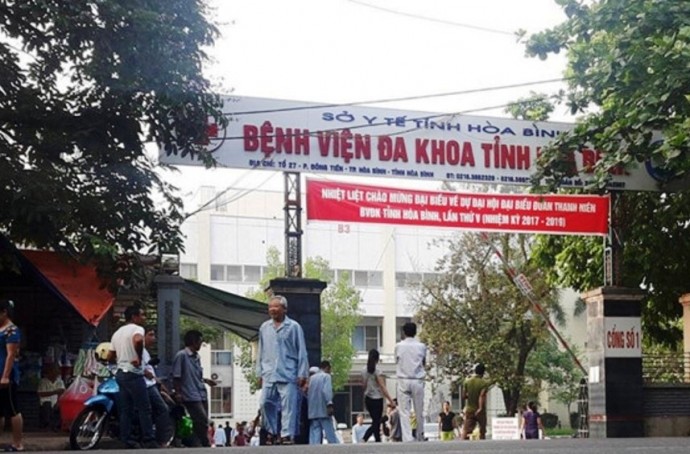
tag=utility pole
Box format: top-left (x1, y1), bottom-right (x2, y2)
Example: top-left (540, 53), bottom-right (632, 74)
top-left (284, 172), bottom-right (302, 278)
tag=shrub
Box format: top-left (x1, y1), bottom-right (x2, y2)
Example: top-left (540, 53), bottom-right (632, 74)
top-left (541, 412), bottom-right (559, 429)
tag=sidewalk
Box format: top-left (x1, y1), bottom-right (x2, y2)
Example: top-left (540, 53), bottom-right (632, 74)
top-left (1, 430), bottom-right (69, 452)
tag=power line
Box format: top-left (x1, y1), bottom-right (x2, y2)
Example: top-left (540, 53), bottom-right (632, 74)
top-left (347, 0), bottom-right (516, 36)
top-left (222, 78), bottom-right (565, 116)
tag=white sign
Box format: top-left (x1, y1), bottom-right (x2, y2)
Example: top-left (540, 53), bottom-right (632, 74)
top-left (160, 96), bottom-right (664, 191)
top-left (604, 317), bottom-right (642, 358)
top-left (491, 416), bottom-right (520, 440)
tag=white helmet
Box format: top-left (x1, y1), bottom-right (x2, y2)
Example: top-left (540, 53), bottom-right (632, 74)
top-left (95, 342), bottom-right (112, 361)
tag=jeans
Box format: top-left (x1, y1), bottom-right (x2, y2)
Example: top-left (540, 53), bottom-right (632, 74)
top-left (363, 397), bottom-right (384, 442)
top-left (116, 371), bottom-right (154, 445)
top-left (147, 386), bottom-right (172, 444)
top-left (309, 417), bottom-right (339, 444)
top-left (260, 382), bottom-right (299, 438)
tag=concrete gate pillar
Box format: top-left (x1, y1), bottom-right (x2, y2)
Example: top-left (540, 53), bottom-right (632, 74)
top-left (678, 294), bottom-right (690, 382)
top-left (154, 274), bottom-right (183, 380)
top-left (583, 286), bottom-right (644, 438)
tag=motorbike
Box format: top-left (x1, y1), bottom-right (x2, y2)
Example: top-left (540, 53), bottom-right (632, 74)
top-left (69, 373), bottom-right (185, 450)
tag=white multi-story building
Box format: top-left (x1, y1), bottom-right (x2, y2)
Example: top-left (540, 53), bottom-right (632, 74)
top-left (179, 182), bottom-right (586, 429)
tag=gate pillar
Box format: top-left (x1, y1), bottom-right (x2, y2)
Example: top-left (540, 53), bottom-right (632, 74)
top-left (583, 286), bottom-right (644, 438)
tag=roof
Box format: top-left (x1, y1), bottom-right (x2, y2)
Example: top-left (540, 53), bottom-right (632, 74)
top-left (179, 279), bottom-right (267, 341)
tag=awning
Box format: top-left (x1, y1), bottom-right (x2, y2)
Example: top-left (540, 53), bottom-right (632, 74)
top-left (180, 279), bottom-right (267, 341)
top-left (19, 250), bottom-right (115, 326)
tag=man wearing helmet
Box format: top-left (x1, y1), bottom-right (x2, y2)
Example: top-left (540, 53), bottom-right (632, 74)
top-left (460, 363), bottom-right (490, 440)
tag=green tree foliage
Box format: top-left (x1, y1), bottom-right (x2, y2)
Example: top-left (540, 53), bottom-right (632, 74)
top-left (525, 337), bottom-right (583, 414)
top-left (523, 1), bottom-right (690, 345)
top-left (415, 232), bottom-right (563, 415)
top-left (240, 247), bottom-right (361, 391)
top-left (180, 316), bottom-right (223, 347)
top-left (0, 1), bottom-right (226, 283)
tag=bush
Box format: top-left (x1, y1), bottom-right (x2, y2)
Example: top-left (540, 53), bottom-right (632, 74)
top-left (541, 412), bottom-right (559, 429)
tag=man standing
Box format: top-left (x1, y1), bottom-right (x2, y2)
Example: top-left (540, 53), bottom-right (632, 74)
top-left (142, 326), bottom-right (173, 447)
top-left (256, 295), bottom-right (309, 445)
top-left (307, 360), bottom-right (339, 445)
top-left (172, 330), bottom-right (216, 447)
top-left (460, 363), bottom-right (490, 440)
top-left (395, 322), bottom-right (427, 442)
top-left (109, 305), bottom-right (155, 449)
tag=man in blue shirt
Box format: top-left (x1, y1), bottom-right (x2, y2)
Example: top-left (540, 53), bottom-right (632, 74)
top-left (256, 295), bottom-right (309, 445)
top-left (307, 361), bottom-right (340, 445)
top-left (172, 330), bottom-right (217, 447)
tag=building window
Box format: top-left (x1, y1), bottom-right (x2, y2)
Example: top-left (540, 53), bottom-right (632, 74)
top-left (354, 270), bottom-right (369, 287)
top-left (210, 386), bottom-right (232, 416)
top-left (211, 351), bottom-right (233, 366)
top-left (352, 325), bottom-right (381, 352)
top-left (210, 264), bottom-right (225, 281)
top-left (336, 269), bottom-right (352, 285)
top-left (180, 263), bottom-right (198, 280)
top-left (395, 272), bottom-right (406, 287)
top-left (244, 265), bottom-right (261, 283)
top-left (368, 271), bottom-right (383, 287)
top-left (407, 272), bottom-right (422, 285)
top-left (226, 265), bottom-right (242, 282)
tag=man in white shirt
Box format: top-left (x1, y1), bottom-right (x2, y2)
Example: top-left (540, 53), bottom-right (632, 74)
top-left (108, 305), bottom-right (156, 449)
top-left (395, 322), bottom-right (427, 442)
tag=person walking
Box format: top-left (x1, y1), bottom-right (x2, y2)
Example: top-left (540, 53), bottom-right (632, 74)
top-left (172, 330), bottom-right (217, 447)
top-left (395, 322), bottom-right (427, 442)
top-left (142, 326), bottom-right (173, 447)
top-left (521, 401), bottom-right (545, 440)
top-left (438, 401), bottom-right (457, 441)
top-left (108, 304), bottom-right (156, 449)
top-left (223, 421), bottom-right (233, 446)
top-left (0, 299), bottom-right (23, 452)
top-left (361, 349), bottom-right (395, 442)
top-left (307, 360), bottom-right (340, 445)
top-left (213, 423), bottom-right (227, 447)
top-left (256, 295), bottom-right (309, 445)
top-left (460, 363), bottom-right (490, 440)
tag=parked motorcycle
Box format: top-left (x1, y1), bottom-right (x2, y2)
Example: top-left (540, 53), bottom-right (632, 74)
top-left (69, 373), bottom-right (185, 450)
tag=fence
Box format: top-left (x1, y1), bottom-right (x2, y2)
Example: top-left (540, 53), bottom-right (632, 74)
top-left (642, 353), bottom-right (690, 384)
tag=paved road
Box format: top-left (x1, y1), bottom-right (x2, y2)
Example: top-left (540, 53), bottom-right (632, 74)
top-left (51, 438), bottom-right (690, 453)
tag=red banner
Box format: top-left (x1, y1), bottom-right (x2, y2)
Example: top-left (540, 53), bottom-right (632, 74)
top-left (306, 180), bottom-right (609, 236)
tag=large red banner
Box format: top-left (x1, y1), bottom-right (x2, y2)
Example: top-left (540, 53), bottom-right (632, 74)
top-left (306, 180), bottom-right (609, 236)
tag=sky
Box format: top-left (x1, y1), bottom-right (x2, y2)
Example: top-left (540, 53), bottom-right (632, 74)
top-left (166, 0), bottom-right (571, 207)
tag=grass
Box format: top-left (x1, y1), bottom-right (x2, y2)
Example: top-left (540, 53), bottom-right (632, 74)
top-left (545, 427), bottom-right (576, 437)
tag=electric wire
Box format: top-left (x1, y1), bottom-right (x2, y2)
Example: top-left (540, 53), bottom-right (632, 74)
top-left (347, 0), bottom-right (516, 36)
top-left (221, 78), bottom-right (566, 116)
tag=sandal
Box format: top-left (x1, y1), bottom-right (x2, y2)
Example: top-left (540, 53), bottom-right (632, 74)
top-left (265, 434), bottom-right (274, 446)
top-left (280, 436), bottom-right (294, 445)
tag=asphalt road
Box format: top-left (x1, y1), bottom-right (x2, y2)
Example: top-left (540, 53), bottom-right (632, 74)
top-left (51, 438), bottom-right (690, 453)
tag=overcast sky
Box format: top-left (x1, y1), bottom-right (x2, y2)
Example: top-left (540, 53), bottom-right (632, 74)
top-left (166, 0), bottom-right (571, 205)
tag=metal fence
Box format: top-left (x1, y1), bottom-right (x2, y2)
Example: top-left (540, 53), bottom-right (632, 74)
top-left (642, 353), bottom-right (690, 384)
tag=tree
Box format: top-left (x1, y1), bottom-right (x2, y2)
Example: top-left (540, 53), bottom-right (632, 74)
top-left (415, 232), bottom-right (563, 416)
top-left (241, 246), bottom-right (361, 391)
top-left (523, 1), bottom-right (690, 345)
top-left (0, 1), bottom-right (226, 283)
